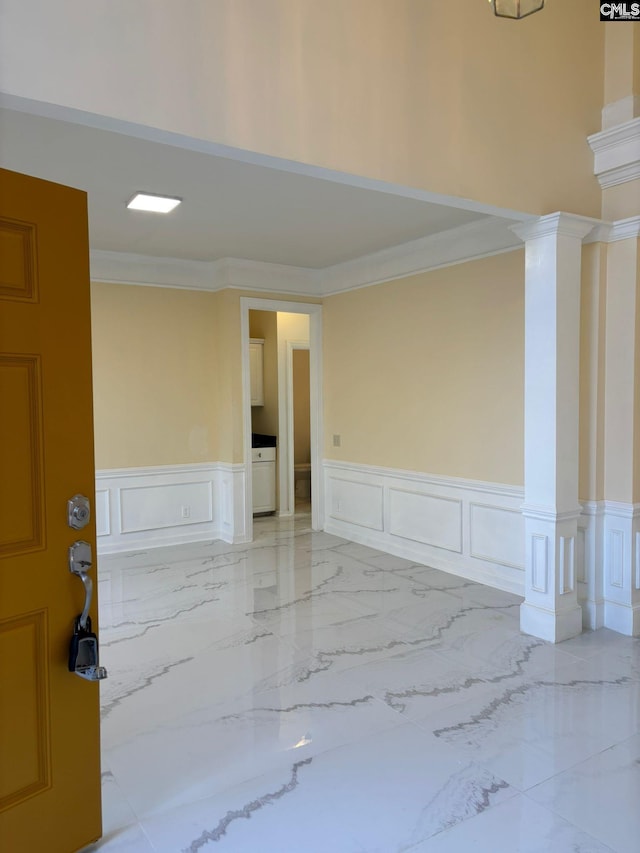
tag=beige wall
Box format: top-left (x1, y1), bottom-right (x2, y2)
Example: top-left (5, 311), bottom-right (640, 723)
top-left (293, 349), bottom-right (311, 465)
top-left (2, 0), bottom-right (603, 216)
top-left (602, 180), bottom-right (640, 221)
top-left (249, 310), bottom-right (279, 437)
top-left (91, 282), bottom-right (219, 469)
top-left (604, 23), bottom-right (640, 105)
top-left (323, 252), bottom-right (525, 485)
top-left (93, 269), bottom-right (525, 483)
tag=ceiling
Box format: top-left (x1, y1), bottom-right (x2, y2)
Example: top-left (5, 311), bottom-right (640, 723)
top-left (0, 107), bottom-right (498, 271)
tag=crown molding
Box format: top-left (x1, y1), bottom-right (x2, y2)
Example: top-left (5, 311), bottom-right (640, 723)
top-left (597, 162), bottom-right (640, 190)
top-left (90, 250), bottom-right (319, 295)
top-left (588, 117), bottom-right (640, 189)
top-left (318, 216), bottom-right (528, 296)
top-left (90, 217), bottom-right (530, 296)
top-left (213, 257), bottom-right (320, 294)
top-left (91, 213), bottom-right (636, 298)
top-left (90, 250), bottom-right (217, 290)
top-left (608, 216), bottom-right (640, 242)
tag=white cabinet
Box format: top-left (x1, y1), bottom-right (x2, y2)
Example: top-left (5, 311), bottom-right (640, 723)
top-left (249, 339), bottom-right (264, 406)
top-left (252, 447), bottom-right (276, 513)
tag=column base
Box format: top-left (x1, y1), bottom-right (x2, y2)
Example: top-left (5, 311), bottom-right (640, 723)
top-left (603, 600), bottom-right (640, 636)
top-left (520, 601), bottom-right (583, 643)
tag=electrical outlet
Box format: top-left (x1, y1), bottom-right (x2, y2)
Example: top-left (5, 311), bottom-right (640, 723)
top-left (181, 505), bottom-right (191, 519)
top-left (333, 434), bottom-right (341, 447)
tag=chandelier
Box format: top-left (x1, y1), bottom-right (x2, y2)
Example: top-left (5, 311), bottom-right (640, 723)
top-left (492, 0), bottom-right (545, 18)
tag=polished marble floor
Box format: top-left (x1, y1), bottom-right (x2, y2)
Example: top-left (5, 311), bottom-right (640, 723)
top-left (90, 513), bottom-right (640, 853)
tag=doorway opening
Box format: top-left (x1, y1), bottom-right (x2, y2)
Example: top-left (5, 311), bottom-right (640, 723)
top-left (240, 298), bottom-right (323, 542)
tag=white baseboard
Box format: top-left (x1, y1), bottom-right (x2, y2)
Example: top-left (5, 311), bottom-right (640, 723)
top-left (95, 462), bottom-right (247, 554)
top-left (323, 461), bottom-right (526, 595)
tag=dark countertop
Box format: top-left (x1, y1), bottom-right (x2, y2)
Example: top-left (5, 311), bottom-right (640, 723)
top-left (251, 433), bottom-right (277, 448)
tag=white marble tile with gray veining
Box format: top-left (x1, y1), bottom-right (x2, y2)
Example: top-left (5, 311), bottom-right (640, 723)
top-left (94, 512), bottom-right (640, 853)
top-left (134, 723), bottom-right (514, 853)
top-left (527, 733), bottom-right (640, 853)
top-left (414, 793), bottom-right (615, 852)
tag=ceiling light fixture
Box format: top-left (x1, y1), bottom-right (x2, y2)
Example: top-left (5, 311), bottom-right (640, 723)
top-left (126, 192), bottom-right (182, 213)
top-left (491, 0), bottom-right (544, 18)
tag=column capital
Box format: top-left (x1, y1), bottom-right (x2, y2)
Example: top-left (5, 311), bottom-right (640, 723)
top-left (511, 212), bottom-right (600, 243)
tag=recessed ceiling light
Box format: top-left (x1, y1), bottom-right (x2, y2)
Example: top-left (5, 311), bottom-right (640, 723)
top-left (126, 192), bottom-right (182, 213)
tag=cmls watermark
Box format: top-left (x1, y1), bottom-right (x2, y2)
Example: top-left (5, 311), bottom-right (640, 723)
top-left (600, 2), bottom-right (640, 19)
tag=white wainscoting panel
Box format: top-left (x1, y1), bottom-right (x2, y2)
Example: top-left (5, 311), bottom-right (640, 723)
top-left (95, 463), bottom-right (246, 554)
top-left (324, 461), bottom-right (525, 594)
top-left (119, 481), bottom-right (213, 533)
top-left (470, 503), bottom-right (524, 569)
top-left (95, 489), bottom-right (110, 537)
top-left (329, 478), bottom-right (384, 531)
top-left (389, 489), bottom-right (462, 553)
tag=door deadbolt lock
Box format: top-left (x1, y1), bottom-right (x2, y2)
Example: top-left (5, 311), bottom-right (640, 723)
top-left (68, 494), bottom-right (91, 530)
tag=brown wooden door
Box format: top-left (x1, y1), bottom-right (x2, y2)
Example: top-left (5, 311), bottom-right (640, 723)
top-left (0, 168), bottom-right (102, 852)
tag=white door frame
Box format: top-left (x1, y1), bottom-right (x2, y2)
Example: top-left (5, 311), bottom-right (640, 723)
top-left (240, 297), bottom-right (324, 541)
top-left (286, 340), bottom-right (311, 516)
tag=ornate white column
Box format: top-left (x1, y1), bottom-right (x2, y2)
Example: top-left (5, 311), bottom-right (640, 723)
top-left (512, 213), bottom-right (595, 643)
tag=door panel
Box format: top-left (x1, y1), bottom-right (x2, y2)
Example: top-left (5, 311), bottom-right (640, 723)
top-left (0, 217), bottom-right (38, 302)
top-left (0, 354), bottom-right (45, 553)
top-left (0, 610), bottom-right (49, 808)
top-left (0, 169), bottom-right (102, 852)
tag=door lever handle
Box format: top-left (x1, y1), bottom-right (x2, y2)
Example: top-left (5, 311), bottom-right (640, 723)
top-left (68, 541), bottom-right (107, 681)
top-left (75, 570), bottom-right (93, 631)
top-left (69, 540), bottom-right (93, 629)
